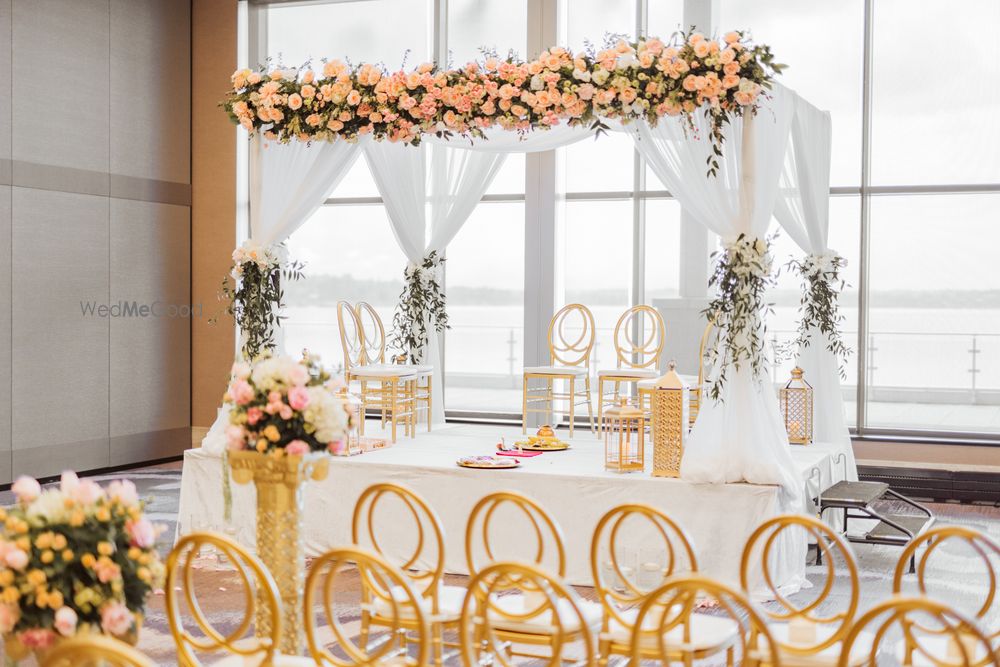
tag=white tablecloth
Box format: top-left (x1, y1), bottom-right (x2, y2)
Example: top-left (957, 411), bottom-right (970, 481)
top-left (178, 424), bottom-right (843, 593)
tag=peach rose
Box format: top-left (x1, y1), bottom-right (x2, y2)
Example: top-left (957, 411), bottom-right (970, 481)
top-left (724, 31), bottom-right (741, 44)
top-left (301, 84), bottom-right (316, 99)
top-left (54, 606), bottom-right (78, 637)
top-left (247, 72), bottom-right (262, 85)
top-left (285, 440), bottom-right (310, 456)
top-left (306, 113), bottom-right (322, 127)
top-left (693, 40), bottom-right (711, 59)
top-left (287, 93), bottom-right (303, 110)
top-left (0, 604), bottom-right (19, 634)
top-left (100, 602), bottom-right (133, 636)
top-left (346, 90), bottom-right (362, 106)
top-left (302, 69), bottom-right (315, 84)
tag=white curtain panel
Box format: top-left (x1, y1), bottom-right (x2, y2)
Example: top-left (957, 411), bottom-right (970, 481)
top-left (633, 85), bottom-right (801, 500)
top-left (423, 122), bottom-right (596, 153)
top-left (365, 141), bottom-right (506, 424)
top-left (774, 94), bottom-right (857, 481)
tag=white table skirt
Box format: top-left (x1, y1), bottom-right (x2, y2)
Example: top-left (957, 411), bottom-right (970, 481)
top-left (177, 425), bottom-right (842, 594)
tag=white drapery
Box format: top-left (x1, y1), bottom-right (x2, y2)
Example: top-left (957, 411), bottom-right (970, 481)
top-left (774, 95), bottom-right (857, 481)
top-left (364, 141), bottom-right (507, 424)
top-left (632, 84), bottom-right (802, 501)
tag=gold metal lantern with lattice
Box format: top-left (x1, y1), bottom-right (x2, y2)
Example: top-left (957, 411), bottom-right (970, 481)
top-left (780, 367), bottom-right (814, 445)
top-left (652, 361), bottom-right (689, 478)
top-left (603, 399), bottom-right (645, 473)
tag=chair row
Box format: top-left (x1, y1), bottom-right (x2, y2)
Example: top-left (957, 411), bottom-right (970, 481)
top-left (336, 300), bottom-right (433, 442)
top-left (522, 303), bottom-right (714, 437)
top-left (168, 483), bottom-right (999, 666)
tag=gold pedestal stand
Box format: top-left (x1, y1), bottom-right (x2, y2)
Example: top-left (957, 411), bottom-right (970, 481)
top-left (229, 450), bottom-right (330, 656)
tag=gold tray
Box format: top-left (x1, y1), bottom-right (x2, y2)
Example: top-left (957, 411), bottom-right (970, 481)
top-left (457, 456), bottom-right (520, 469)
top-left (514, 440), bottom-right (570, 451)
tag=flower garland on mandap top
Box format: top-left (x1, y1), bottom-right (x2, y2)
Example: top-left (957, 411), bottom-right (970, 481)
top-left (0, 473), bottom-right (163, 655)
top-left (703, 234), bottom-right (777, 401)
top-left (223, 30), bottom-right (785, 175)
top-left (788, 252), bottom-right (851, 377)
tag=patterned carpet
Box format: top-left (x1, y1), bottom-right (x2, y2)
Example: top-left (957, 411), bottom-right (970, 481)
top-left (3, 464), bottom-right (998, 665)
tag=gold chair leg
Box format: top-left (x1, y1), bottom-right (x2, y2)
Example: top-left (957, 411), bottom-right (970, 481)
top-left (390, 381), bottom-right (398, 443)
top-left (568, 376), bottom-right (576, 438)
top-left (522, 374), bottom-right (528, 434)
top-left (426, 375), bottom-right (432, 432)
top-left (597, 378), bottom-right (605, 439)
top-left (585, 375), bottom-right (596, 433)
top-left (359, 380), bottom-right (367, 436)
top-left (546, 378), bottom-right (554, 426)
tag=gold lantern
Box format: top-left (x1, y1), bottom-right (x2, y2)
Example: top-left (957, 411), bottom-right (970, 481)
top-left (780, 367), bottom-right (814, 445)
top-left (603, 398), bottom-right (645, 473)
top-left (652, 361), bottom-right (689, 478)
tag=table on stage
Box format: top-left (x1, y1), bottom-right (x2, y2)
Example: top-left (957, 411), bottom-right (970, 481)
top-left (178, 424), bottom-right (845, 594)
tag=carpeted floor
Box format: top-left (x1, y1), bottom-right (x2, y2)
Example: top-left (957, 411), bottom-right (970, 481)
top-left (3, 463), bottom-right (998, 665)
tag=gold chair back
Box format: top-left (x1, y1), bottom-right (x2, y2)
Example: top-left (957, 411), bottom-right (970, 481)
top-left (356, 301), bottom-right (388, 365)
top-left (337, 300), bottom-right (366, 371)
top-left (893, 525), bottom-right (1000, 646)
top-left (41, 635), bottom-right (154, 667)
top-left (548, 303), bottom-right (596, 368)
top-left (165, 532), bottom-right (281, 666)
top-left (465, 490), bottom-right (566, 578)
top-left (305, 546), bottom-right (430, 666)
top-left (352, 483), bottom-right (447, 614)
top-left (612, 305), bottom-right (665, 370)
top-left (839, 596), bottom-right (998, 667)
top-left (631, 574), bottom-right (780, 666)
top-left (740, 514), bottom-right (860, 657)
top-left (590, 503), bottom-right (698, 636)
top-left (459, 560), bottom-right (596, 667)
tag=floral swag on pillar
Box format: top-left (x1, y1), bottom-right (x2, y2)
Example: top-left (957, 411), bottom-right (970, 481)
top-left (703, 234), bottom-right (777, 400)
top-left (788, 251), bottom-right (851, 374)
top-left (392, 252), bottom-right (449, 364)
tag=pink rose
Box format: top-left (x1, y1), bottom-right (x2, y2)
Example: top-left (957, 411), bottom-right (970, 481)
top-left (229, 379), bottom-right (254, 405)
top-left (285, 440), bottom-right (310, 456)
top-left (74, 479), bottom-right (104, 505)
top-left (12, 476), bottom-right (40, 503)
top-left (19, 628), bottom-right (55, 650)
top-left (126, 518), bottom-right (156, 549)
top-left (5, 548), bottom-right (28, 571)
top-left (54, 606), bottom-right (78, 637)
top-left (287, 386), bottom-right (310, 411)
top-left (107, 480), bottom-right (139, 506)
top-left (246, 407), bottom-right (263, 426)
top-left (100, 602), bottom-right (133, 636)
top-left (267, 391), bottom-right (282, 404)
top-left (0, 604), bottom-right (19, 634)
top-left (328, 439), bottom-right (346, 455)
top-left (279, 405), bottom-right (293, 420)
top-left (60, 470), bottom-right (80, 495)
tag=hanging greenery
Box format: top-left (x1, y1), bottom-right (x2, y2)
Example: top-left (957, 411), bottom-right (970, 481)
top-left (212, 241), bottom-right (304, 361)
top-left (391, 252), bottom-right (449, 364)
top-left (702, 234), bottom-right (777, 401)
top-left (788, 252), bottom-right (851, 377)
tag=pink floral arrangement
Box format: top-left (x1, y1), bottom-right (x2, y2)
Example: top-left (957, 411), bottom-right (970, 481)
top-left (0, 473), bottom-right (164, 654)
top-left (224, 351), bottom-right (355, 456)
top-left (222, 31), bottom-right (784, 173)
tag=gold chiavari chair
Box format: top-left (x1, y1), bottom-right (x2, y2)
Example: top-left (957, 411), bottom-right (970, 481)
top-left (523, 303), bottom-right (597, 437)
top-left (893, 525), bottom-right (1000, 665)
top-left (631, 574), bottom-right (773, 666)
top-left (338, 301), bottom-right (417, 443)
top-left (741, 514), bottom-right (862, 666)
top-left (465, 490), bottom-right (568, 579)
top-left (839, 596), bottom-right (998, 667)
top-left (166, 532), bottom-right (312, 666)
top-left (596, 305), bottom-right (665, 435)
top-left (41, 635), bottom-right (154, 667)
top-left (459, 560), bottom-right (598, 666)
top-left (352, 483), bottom-right (462, 666)
top-left (357, 301), bottom-right (433, 432)
top-left (305, 546), bottom-right (431, 667)
top-left (589, 503), bottom-right (699, 666)
top-left (637, 319), bottom-right (713, 427)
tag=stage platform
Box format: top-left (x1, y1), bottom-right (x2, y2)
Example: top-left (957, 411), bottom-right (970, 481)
top-left (177, 423), bottom-right (845, 593)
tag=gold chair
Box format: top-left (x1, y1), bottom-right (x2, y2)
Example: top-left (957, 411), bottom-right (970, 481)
top-left (589, 503), bottom-right (699, 666)
top-left (459, 560), bottom-right (599, 666)
top-left (839, 596), bottom-right (998, 667)
top-left (305, 546), bottom-right (431, 666)
top-left (465, 490), bottom-right (568, 578)
top-left (630, 574), bottom-right (771, 666)
top-left (352, 483), bottom-right (462, 666)
top-left (597, 305), bottom-right (665, 435)
top-left (357, 301), bottom-right (433, 432)
top-left (41, 635), bottom-right (154, 667)
top-left (338, 300), bottom-right (417, 443)
top-left (893, 525), bottom-right (1000, 665)
top-left (522, 303), bottom-right (597, 437)
top-left (740, 514), bottom-right (861, 666)
top-left (637, 318), bottom-right (714, 427)
top-left (165, 532), bottom-right (312, 666)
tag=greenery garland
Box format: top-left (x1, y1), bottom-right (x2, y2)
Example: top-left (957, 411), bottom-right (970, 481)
top-left (702, 234), bottom-right (777, 401)
top-left (212, 242), bottom-right (304, 361)
top-left (391, 252), bottom-right (449, 364)
top-left (788, 252), bottom-right (851, 377)
top-left (222, 30), bottom-right (784, 176)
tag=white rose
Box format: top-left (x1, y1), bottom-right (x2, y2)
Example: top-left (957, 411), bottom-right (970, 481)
top-left (572, 69), bottom-right (591, 82)
top-left (592, 69), bottom-right (610, 86)
top-left (530, 74), bottom-right (544, 91)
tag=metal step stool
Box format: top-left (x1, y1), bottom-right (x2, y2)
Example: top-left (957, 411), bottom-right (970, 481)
top-left (817, 480), bottom-right (935, 572)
